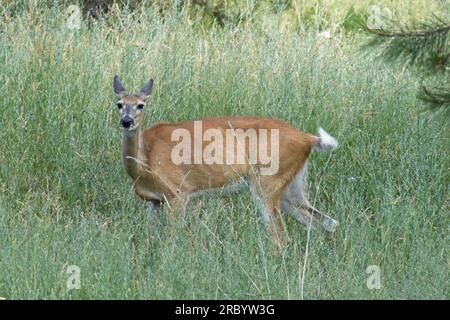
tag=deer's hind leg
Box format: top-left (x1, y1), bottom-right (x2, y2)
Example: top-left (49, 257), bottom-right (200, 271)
top-left (249, 176), bottom-right (291, 247)
top-left (281, 161), bottom-right (339, 232)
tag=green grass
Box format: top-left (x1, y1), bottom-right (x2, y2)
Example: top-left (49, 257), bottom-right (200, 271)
top-left (0, 5), bottom-right (448, 299)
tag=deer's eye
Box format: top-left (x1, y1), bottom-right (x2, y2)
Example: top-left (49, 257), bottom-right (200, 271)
top-left (137, 104), bottom-right (144, 110)
top-left (117, 103), bottom-right (124, 109)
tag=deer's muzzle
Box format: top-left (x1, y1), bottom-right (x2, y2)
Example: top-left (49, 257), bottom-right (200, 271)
top-left (120, 116), bottom-right (134, 128)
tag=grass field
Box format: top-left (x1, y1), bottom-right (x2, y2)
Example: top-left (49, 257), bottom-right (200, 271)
top-left (0, 4), bottom-right (448, 299)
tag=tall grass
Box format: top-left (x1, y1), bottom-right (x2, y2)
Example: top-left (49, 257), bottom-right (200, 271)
top-left (0, 5), bottom-right (448, 299)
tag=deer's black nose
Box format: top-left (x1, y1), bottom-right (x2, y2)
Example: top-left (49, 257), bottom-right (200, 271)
top-left (120, 116), bottom-right (134, 128)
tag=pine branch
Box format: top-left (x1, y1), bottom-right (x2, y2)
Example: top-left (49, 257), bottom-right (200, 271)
top-left (368, 23), bottom-right (450, 38)
top-left (362, 18), bottom-right (450, 72)
top-left (361, 14), bottom-right (450, 116)
top-left (419, 85), bottom-right (450, 113)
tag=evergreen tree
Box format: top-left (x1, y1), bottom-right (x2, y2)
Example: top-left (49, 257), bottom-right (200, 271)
top-left (362, 16), bottom-right (450, 115)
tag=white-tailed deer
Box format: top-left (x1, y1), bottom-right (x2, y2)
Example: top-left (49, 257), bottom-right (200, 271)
top-left (113, 75), bottom-right (339, 245)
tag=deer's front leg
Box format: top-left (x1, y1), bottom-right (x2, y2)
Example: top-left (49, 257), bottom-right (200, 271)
top-left (164, 192), bottom-right (190, 225)
top-left (148, 200), bottom-right (162, 217)
top-left (134, 184), bottom-right (163, 202)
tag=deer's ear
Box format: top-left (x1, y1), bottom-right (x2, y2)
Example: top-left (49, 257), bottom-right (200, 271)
top-left (113, 75), bottom-right (128, 98)
top-left (139, 79), bottom-right (153, 101)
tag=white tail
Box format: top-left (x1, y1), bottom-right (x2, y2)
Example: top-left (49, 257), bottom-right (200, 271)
top-left (313, 127), bottom-right (338, 152)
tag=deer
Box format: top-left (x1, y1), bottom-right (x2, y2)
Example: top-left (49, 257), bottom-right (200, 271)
top-left (113, 75), bottom-right (339, 245)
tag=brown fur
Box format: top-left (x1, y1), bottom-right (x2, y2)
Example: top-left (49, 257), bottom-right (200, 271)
top-left (122, 116), bottom-right (317, 244)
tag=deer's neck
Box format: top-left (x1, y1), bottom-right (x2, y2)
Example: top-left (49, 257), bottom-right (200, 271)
top-left (122, 128), bottom-right (144, 180)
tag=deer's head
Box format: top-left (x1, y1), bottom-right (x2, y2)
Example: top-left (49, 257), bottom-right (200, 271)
top-left (113, 75), bottom-right (153, 131)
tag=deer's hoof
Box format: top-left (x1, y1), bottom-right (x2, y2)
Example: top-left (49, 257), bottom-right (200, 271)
top-left (323, 218), bottom-right (339, 232)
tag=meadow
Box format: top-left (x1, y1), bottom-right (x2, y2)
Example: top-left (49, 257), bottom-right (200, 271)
top-left (0, 2), bottom-right (448, 299)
